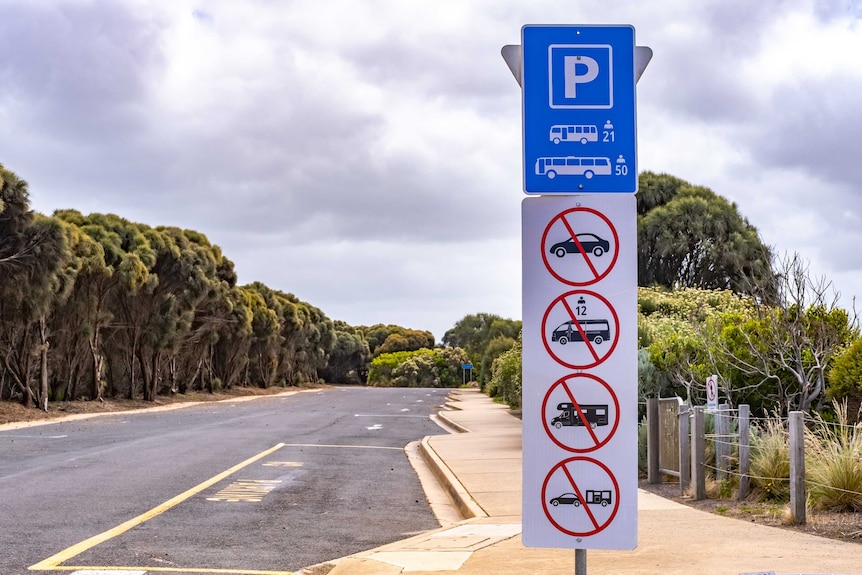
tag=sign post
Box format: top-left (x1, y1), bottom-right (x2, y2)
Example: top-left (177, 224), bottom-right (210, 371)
top-left (706, 374), bottom-right (719, 411)
top-left (507, 23), bottom-right (650, 565)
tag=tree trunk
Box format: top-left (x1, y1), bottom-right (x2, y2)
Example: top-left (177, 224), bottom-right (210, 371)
top-left (39, 316), bottom-right (49, 412)
top-left (89, 327), bottom-right (104, 401)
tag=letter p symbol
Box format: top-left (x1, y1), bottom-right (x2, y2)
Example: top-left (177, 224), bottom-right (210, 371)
top-left (563, 56), bottom-right (599, 99)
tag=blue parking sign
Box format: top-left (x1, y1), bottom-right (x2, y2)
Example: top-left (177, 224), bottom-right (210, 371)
top-left (522, 26), bottom-right (637, 194)
top-left (549, 44), bottom-right (613, 109)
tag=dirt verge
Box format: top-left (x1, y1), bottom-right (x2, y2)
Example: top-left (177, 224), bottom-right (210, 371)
top-left (0, 384), bottom-right (327, 427)
top-left (639, 478), bottom-right (862, 544)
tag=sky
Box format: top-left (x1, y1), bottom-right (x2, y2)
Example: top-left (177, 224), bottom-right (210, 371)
top-left (1, 0), bottom-right (861, 342)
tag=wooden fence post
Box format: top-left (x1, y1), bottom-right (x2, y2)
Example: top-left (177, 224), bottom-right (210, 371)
top-left (738, 404), bottom-right (750, 500)
top-left (692, 406), bottom-right (706, 500)
top-left (679, 405), bottom-right (691, 496)
top-left (789, 411), bottom-right (806, 524)
top-left (647, 397), bottom-right (660, 484)
top-left (716, 403), bottom-right (730, 481)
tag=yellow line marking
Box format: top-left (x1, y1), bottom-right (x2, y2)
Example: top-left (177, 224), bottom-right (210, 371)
top-left (207, 479), bottom-right (282, 502)
top-left (29, 443), bottom-right (285, 571)
top-left (41, 566), bottom-right (292, 574)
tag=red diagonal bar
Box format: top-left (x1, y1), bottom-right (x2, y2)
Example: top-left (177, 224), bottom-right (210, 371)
top-left (560, 297), bottom-right (601, 363)
top-left (560, 215), bottom-right (601, 280)
top-left (561, 462), bottom-right (600, 531)
top-left (561, 379), bottom-right (601, 446)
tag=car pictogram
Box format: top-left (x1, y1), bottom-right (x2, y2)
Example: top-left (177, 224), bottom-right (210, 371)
top-left (549, 233), bottom-right (610, 258)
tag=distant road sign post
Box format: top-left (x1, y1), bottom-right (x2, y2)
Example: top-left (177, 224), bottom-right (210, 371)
top-left (462, 363), bottom-right (474, 386)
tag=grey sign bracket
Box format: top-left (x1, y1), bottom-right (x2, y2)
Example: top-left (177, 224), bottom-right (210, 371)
top-left (501, 44), bottom-right (653, 87)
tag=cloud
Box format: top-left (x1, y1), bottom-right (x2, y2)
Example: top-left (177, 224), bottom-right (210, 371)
top-left (2, 0), bottom-right (861, 340)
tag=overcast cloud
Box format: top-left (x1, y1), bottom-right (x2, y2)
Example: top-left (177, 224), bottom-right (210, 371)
top-left (1, 0), bottom-right (861, 340)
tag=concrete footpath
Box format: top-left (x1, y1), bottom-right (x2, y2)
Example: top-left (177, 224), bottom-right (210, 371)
top-left (328, 388), bottom-right (862, 575)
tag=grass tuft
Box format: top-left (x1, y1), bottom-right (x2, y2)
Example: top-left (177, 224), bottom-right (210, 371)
top-left (805, 402), bottom-right (862, 512)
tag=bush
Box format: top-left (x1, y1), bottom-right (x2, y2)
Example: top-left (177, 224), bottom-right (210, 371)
top-left (749, 416), bottom-right (790, 501)
top-left (805, 403), bottom-right (862, 511)
top-left (367, 347), bottom-right (469, 388)
top-left (487, 334), bottom-right (521, 409)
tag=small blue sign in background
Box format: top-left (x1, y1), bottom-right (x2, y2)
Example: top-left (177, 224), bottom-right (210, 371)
top-left (522, 25), bottom-right (637, 194)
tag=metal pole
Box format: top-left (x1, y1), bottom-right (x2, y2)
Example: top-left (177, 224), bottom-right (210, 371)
top-left (575, 549), bottom-right (587, 575)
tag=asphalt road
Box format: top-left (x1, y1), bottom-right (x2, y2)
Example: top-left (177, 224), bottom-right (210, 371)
top-left (0, 386), bottom-right (451, 575)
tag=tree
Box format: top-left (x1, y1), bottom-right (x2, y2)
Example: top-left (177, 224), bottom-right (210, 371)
top-left (359, 324), bottom-right (434, 357)
top-left (442, 314), bottom-right (521, 386)
top-left (367, 347), bottom-right (469, 388)
top-left (638, 286), bottom-right (754, 404)
top-left (488, 333), bottom-right (522, 409)
top-left (637, 171), bottom-right (775, 298)
top-left (828, 338), bottom-right (862, 421)
top-left (710, 253), bottom-right (857, 413)
top-left (320, 327), bottom-right (371, 384)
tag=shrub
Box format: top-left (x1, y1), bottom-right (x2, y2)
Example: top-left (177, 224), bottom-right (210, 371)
top-left (750, 416), bottom-right (790, 501)
top-left (487, 334), bottom-right (521, 409)
top-left (805, 403), bottom-right (862, 511)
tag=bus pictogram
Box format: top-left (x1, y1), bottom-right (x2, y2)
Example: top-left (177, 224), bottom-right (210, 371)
top-left (541, 291), bottom-right (619, 369)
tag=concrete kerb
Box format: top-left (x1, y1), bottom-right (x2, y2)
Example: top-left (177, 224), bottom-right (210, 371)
top-left (435, 409), bottom-right (471, 434)
top-left (418, 435), bottom-right (487, 520)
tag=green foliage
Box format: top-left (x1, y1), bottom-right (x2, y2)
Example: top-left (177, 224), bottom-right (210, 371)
top-left (1, 163), bottom-right (343, 404)
top-left (359, 324), bottom-right (435, 357)
top-left (637, 171), bottom-right (775, 298)
top-left (805, 404), bottom-right (862, 511)
top-left (367, 347), bottom-right (469, 388)
top-left (443, 313), bottom-right (521, 387)
top-left (828, 338), bottom-right (862, 407)
top-left (487, 333), bottom-right (521, 409)
top-left (319, 329), bottom-right (371, 384)
top-left (750, 417), bottom-right (790, 501)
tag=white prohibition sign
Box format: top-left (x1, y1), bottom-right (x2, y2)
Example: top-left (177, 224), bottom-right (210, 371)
top-left (541, 206), bottom-right (619, 286)
top-left (541, 290), bottom-right (620, 369)
top-left (706, 374), bottom-right (718, 410)
top-left (542, 456), bottom-right (620, 537)
top-left (542, 373), bottom-right (620, 453)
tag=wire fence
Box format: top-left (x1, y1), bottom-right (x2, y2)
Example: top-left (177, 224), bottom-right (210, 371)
top-left (645, 399), bottom-right (862, 519)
